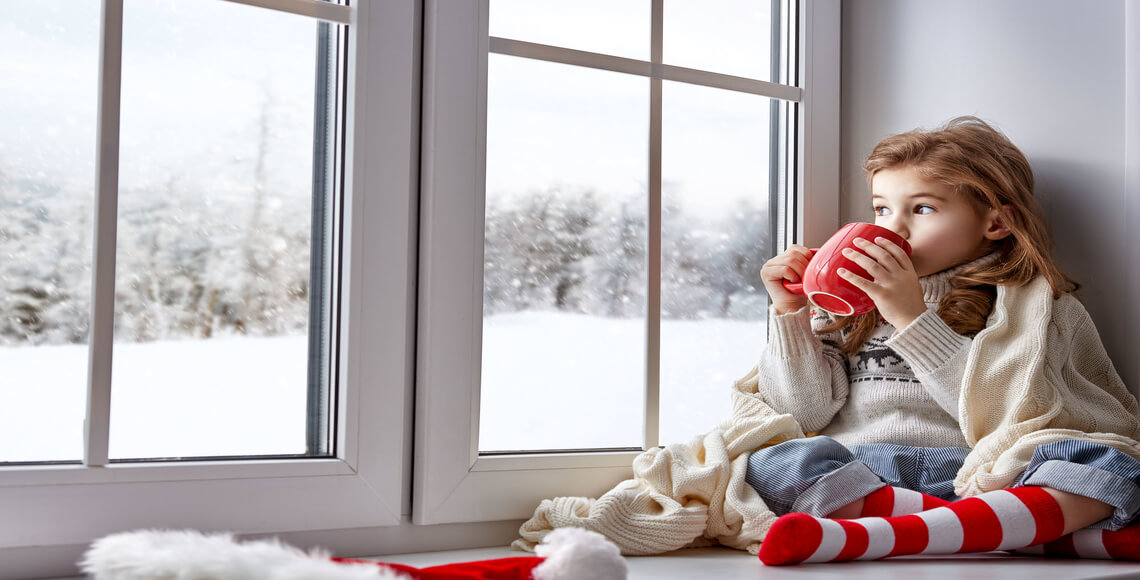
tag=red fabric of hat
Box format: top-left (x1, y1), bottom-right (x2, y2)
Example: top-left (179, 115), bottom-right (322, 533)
top-left (336, 556), bottom-right (545, 579)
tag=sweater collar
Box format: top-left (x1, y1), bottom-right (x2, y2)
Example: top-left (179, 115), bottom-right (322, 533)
top-left (919, 252), bottom-right (1002, 304)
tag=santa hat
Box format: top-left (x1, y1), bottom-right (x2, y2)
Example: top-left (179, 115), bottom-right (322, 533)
top-left (79, 526), bottom-right (627, 580)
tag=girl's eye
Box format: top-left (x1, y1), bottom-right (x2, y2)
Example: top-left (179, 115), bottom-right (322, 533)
top-left (915, 205), bottom-right (935, 215)
top-left (873, 206), bottom-right (891, 216)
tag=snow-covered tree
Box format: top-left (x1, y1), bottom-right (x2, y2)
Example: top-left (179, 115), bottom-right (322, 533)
top-left (591, 196), bottom-right (646, 318)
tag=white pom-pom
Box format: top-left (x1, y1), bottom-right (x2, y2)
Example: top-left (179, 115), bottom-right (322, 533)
top-left (531, 528), bottom-right (627, 580)
top-left (79, 529), bottom-right (404, 580)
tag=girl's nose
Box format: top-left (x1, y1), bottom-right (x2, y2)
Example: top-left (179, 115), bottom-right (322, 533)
top-left (882, 221), bottom-right (908, 240)
top-left (873, 215), bottom-right (907, 240)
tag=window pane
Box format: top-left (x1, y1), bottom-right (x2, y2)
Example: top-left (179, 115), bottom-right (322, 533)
top-left (109, 0), bottom-right (324, 459)
top-left (664, 0), bottom-right (774, 81)
top-left (660, 81), bottom-right (771, 445)
top-left (0, 2), bottom-right (99, 463)
top-left (480, 55), bottom-right (648, 452)
top-left (490, 0), bottom-right (649, 61)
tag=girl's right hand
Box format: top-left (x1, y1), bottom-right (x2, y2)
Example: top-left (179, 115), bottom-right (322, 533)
top-left (761, 245), bottom-right (815, 315)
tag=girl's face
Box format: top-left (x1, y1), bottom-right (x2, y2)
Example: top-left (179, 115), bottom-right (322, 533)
top-left (870, 166), bottom-right (1008, 277)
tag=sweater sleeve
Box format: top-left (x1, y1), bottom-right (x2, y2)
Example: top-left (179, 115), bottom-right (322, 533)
top-left (752, 306), bottom-right (850, 433)
top-left (885, 309), bottom-right (972, 419)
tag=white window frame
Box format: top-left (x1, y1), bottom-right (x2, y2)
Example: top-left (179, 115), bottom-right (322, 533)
top-left (414, 0), bottom-right (839, 525)
top-left (0, 0), bottom-right (418, 575)
top-left (1128, 1), bottom-right (1140, 398)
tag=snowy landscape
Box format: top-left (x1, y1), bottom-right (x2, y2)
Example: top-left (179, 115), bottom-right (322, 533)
top-left (1, 1), bottom-right (774, 463)
top-left (0, 335), bottom-right (309, 462)
top-left (480, 312), bottom-right (767, 451)
top-left (0, 312), bottom-right (766, 462)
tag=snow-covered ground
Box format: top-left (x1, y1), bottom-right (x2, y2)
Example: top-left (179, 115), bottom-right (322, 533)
top-left (480, 311), bottom-right (765, 450)
top-left (0, 312), bottom-right (765, 462)
top-left (0, 335), bottom-right (309, 462)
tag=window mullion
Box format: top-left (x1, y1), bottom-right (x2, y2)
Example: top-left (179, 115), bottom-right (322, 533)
top-left (307, 21), bottom-right (335, 458)
top-left (219, 0), bottom-right (352, 25)
top-left (84, 0), bottom-right (125, 468)
top-left (487, 38), bottom-right (802, 102)
top-left (644, 0), bottom-right (663, 450)
top-left (770, 0), bottom-right (789, 250)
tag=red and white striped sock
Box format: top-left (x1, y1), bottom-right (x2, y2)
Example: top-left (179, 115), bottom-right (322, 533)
top-left (1014, 524), bottom-right (1140, 560)
top-left (759, 486), bottom-right (1065, 565)
top-left (860, 486), bottom-right (950, 517)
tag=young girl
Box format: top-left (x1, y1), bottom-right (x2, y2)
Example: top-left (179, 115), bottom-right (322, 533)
top-left (746, 117), bottom-right (1140, 565)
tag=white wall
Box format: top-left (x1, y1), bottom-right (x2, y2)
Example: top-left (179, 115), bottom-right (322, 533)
top-left (841, 0), bottom-right (1140, 396)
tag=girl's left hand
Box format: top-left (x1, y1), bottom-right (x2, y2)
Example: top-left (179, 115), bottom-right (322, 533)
top-left (838, 237), bottom-right (927, 330)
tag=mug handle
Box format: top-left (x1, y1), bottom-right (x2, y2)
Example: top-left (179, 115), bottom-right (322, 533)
top-left (780, 248), bottom-right (818, 295)
top-left (782, 280), bottom-right (805, 294)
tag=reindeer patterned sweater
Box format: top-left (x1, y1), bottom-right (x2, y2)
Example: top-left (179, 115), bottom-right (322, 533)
top-left (756, 254), bottom-right (1001, 448)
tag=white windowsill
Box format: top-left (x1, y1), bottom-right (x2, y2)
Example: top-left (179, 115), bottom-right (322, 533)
top-left (0, 457), bottom-right (354, 487)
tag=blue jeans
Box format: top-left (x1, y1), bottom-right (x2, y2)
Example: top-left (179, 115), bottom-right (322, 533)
top-left (745, 436), bottom-right (1140, 530)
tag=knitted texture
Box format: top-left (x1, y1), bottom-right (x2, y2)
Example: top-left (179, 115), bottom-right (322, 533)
top-left (515, 275), bottom-right (1140, 554)
top-left (759, 487), bottom-right (1065, 565)
top-left (860, 486), bottom-right (949, 517)
top-left (1014, 525), bottom-right (1140, 560)
top-left (758, 255), bottom-right (990, 448)
top-left (955, 276), bottom-right (1140, 496)
top-left (514, 388), bottom-right (806, 555)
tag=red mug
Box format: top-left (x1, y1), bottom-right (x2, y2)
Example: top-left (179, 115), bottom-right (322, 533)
top-left (782, 222), bottom-right (912, 316)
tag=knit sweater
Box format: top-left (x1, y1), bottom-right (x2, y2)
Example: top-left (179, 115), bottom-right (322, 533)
top-left (758, 254), bottom-right (999, 448)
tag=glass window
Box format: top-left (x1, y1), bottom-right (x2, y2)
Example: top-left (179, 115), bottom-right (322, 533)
top-left (0, 0), bottom-right (337, 464)
top-left (489, 0), bottom-right (649, 60)
top-left (480, 1), bottom-right (783, 453)
top-left (663, 0), bottom-right (775, 80)
top-left (107, 0), bottom-right (331, 460)
top-left (660, 81), bottom-right (771, 443)
top-left (480, 55), bottom-right (649, 452)
top-left (0, 2), bottom-right (100, 464)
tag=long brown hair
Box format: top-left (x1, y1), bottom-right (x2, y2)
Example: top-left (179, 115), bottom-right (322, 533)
top-left (823, 116), bottom-right (1077, 354)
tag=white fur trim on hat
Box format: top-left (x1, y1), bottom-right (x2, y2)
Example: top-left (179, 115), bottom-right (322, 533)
top-left (532, 528), bottom-right (627, 580)
top-left (79, 529), bottom-right (404, 580)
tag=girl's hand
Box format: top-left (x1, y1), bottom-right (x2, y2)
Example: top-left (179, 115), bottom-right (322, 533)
top-left (761, 244), bottom-right (815, 315)
top-left (838, 237), bottom-right (927, 330)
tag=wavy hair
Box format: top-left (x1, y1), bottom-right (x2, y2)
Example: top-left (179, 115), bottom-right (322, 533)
top-left (823, 116), bottom-right (1077, 354)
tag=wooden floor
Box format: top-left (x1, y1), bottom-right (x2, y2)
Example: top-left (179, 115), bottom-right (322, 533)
top-left (375, 545), bottom-right (1140, 579)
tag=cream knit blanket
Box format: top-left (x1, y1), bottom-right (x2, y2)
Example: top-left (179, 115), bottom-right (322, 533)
top-left (514, 276), bottom-right (1140, 555)
top-left (514, 372), bottom-right (805, 555)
